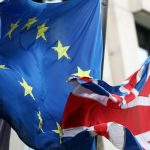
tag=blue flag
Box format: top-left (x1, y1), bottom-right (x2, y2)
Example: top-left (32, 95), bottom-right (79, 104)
top-left (0, 0), bottom-right (103, 149)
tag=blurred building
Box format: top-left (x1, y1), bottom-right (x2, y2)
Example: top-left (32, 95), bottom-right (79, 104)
top-left (9, 0), bottom-right (150, 150)
top-left (101, 0), bottom-right (150, 149)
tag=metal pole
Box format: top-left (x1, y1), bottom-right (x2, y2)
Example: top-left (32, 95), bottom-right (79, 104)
top-left (98, 1), bottom-right (109, 149)
top-left (0, 120), bottom-right (11, 150)
top-left (101, 0), bottom-right (109, 78)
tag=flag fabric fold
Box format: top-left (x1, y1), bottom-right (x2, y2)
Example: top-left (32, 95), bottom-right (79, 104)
top-left (62, 57), bottom-right (150, 150)
top-left (0, 0), bottom-right (103, 149)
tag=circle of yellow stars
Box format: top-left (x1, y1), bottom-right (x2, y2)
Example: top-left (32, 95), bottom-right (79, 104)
top-left (2, 15), bottom-right (93, 144)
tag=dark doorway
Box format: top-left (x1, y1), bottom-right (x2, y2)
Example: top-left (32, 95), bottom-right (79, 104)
top-left (136, 23), bottom-right (150, 55)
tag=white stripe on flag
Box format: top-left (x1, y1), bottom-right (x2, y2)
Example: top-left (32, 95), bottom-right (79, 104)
top-left (121, 96), bottom-right (150, 109)
top-left (135, 131), bottom-right (150, 150)
top-left (73, 84), bottom-right (109, 106)
top-left (63, 126), bottom-right (89, 137)
top-left (107, 123), bottom-right (124, 150)
top-left (119, 86), bottom-right (130, 94)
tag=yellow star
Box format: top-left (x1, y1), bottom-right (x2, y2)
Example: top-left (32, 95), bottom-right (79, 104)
top-left (37, 111), bottom-right (44, 133)
top-left (52, 122), bottom-right (63, 144)
top-left (19, 78), bottom-right (35, 100)
top-left (36, 23), bottom-right (48, 41)
top-left (52, 40), bottom-right (71, 60)
top-left (6, 20), bottom-right (20, 39)
top-left (22, 17), bottom-right (37, 30)
top-left (0, 65), bottom-right (8, 69)
top-left (72, 66), bottom-right (91, 78)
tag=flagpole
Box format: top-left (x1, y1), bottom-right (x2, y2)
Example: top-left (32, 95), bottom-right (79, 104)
top-left (101, 0), bottom-right (109, 78)
top-left (98, 1), bottom-right (109, 149)
top-left (0, 119), bottom-right (11, 150)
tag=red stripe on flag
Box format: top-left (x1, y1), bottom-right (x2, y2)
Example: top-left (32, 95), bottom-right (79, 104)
top-left (79, 77), bottom-right (93, 82)
top-left (124, 71), bottom-right (138, 90)
top-left (62, 93), bottom-right (150, 136)
top-left (124, 92), bottom-right (136, 103)
top-left (139, 77), bottom-right (150, 97)
top-left (94, 123), bottom-right (109, 138)
top-left (111, 94), bottom-right (123, 103)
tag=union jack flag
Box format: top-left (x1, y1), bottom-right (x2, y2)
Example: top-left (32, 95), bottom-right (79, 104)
top-left (62, 57), bottom-right (150, 150)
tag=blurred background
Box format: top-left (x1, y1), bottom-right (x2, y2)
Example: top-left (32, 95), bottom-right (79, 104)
top-left (7, 0), bottom-right (150, 149)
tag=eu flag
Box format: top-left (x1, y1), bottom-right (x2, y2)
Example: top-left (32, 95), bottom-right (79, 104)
top-left (0, 0), bottom-right (103, 149)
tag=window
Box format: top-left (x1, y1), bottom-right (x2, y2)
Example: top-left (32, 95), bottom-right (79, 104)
top-left (136, 23), bottom-right (150, 55)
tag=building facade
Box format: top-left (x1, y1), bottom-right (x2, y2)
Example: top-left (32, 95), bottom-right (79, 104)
top-left (10, 0), bottom-right (150, 149)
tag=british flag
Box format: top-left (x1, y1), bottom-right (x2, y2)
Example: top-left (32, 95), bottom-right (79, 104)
top-left (62, 57), bottom-right (150, 150)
